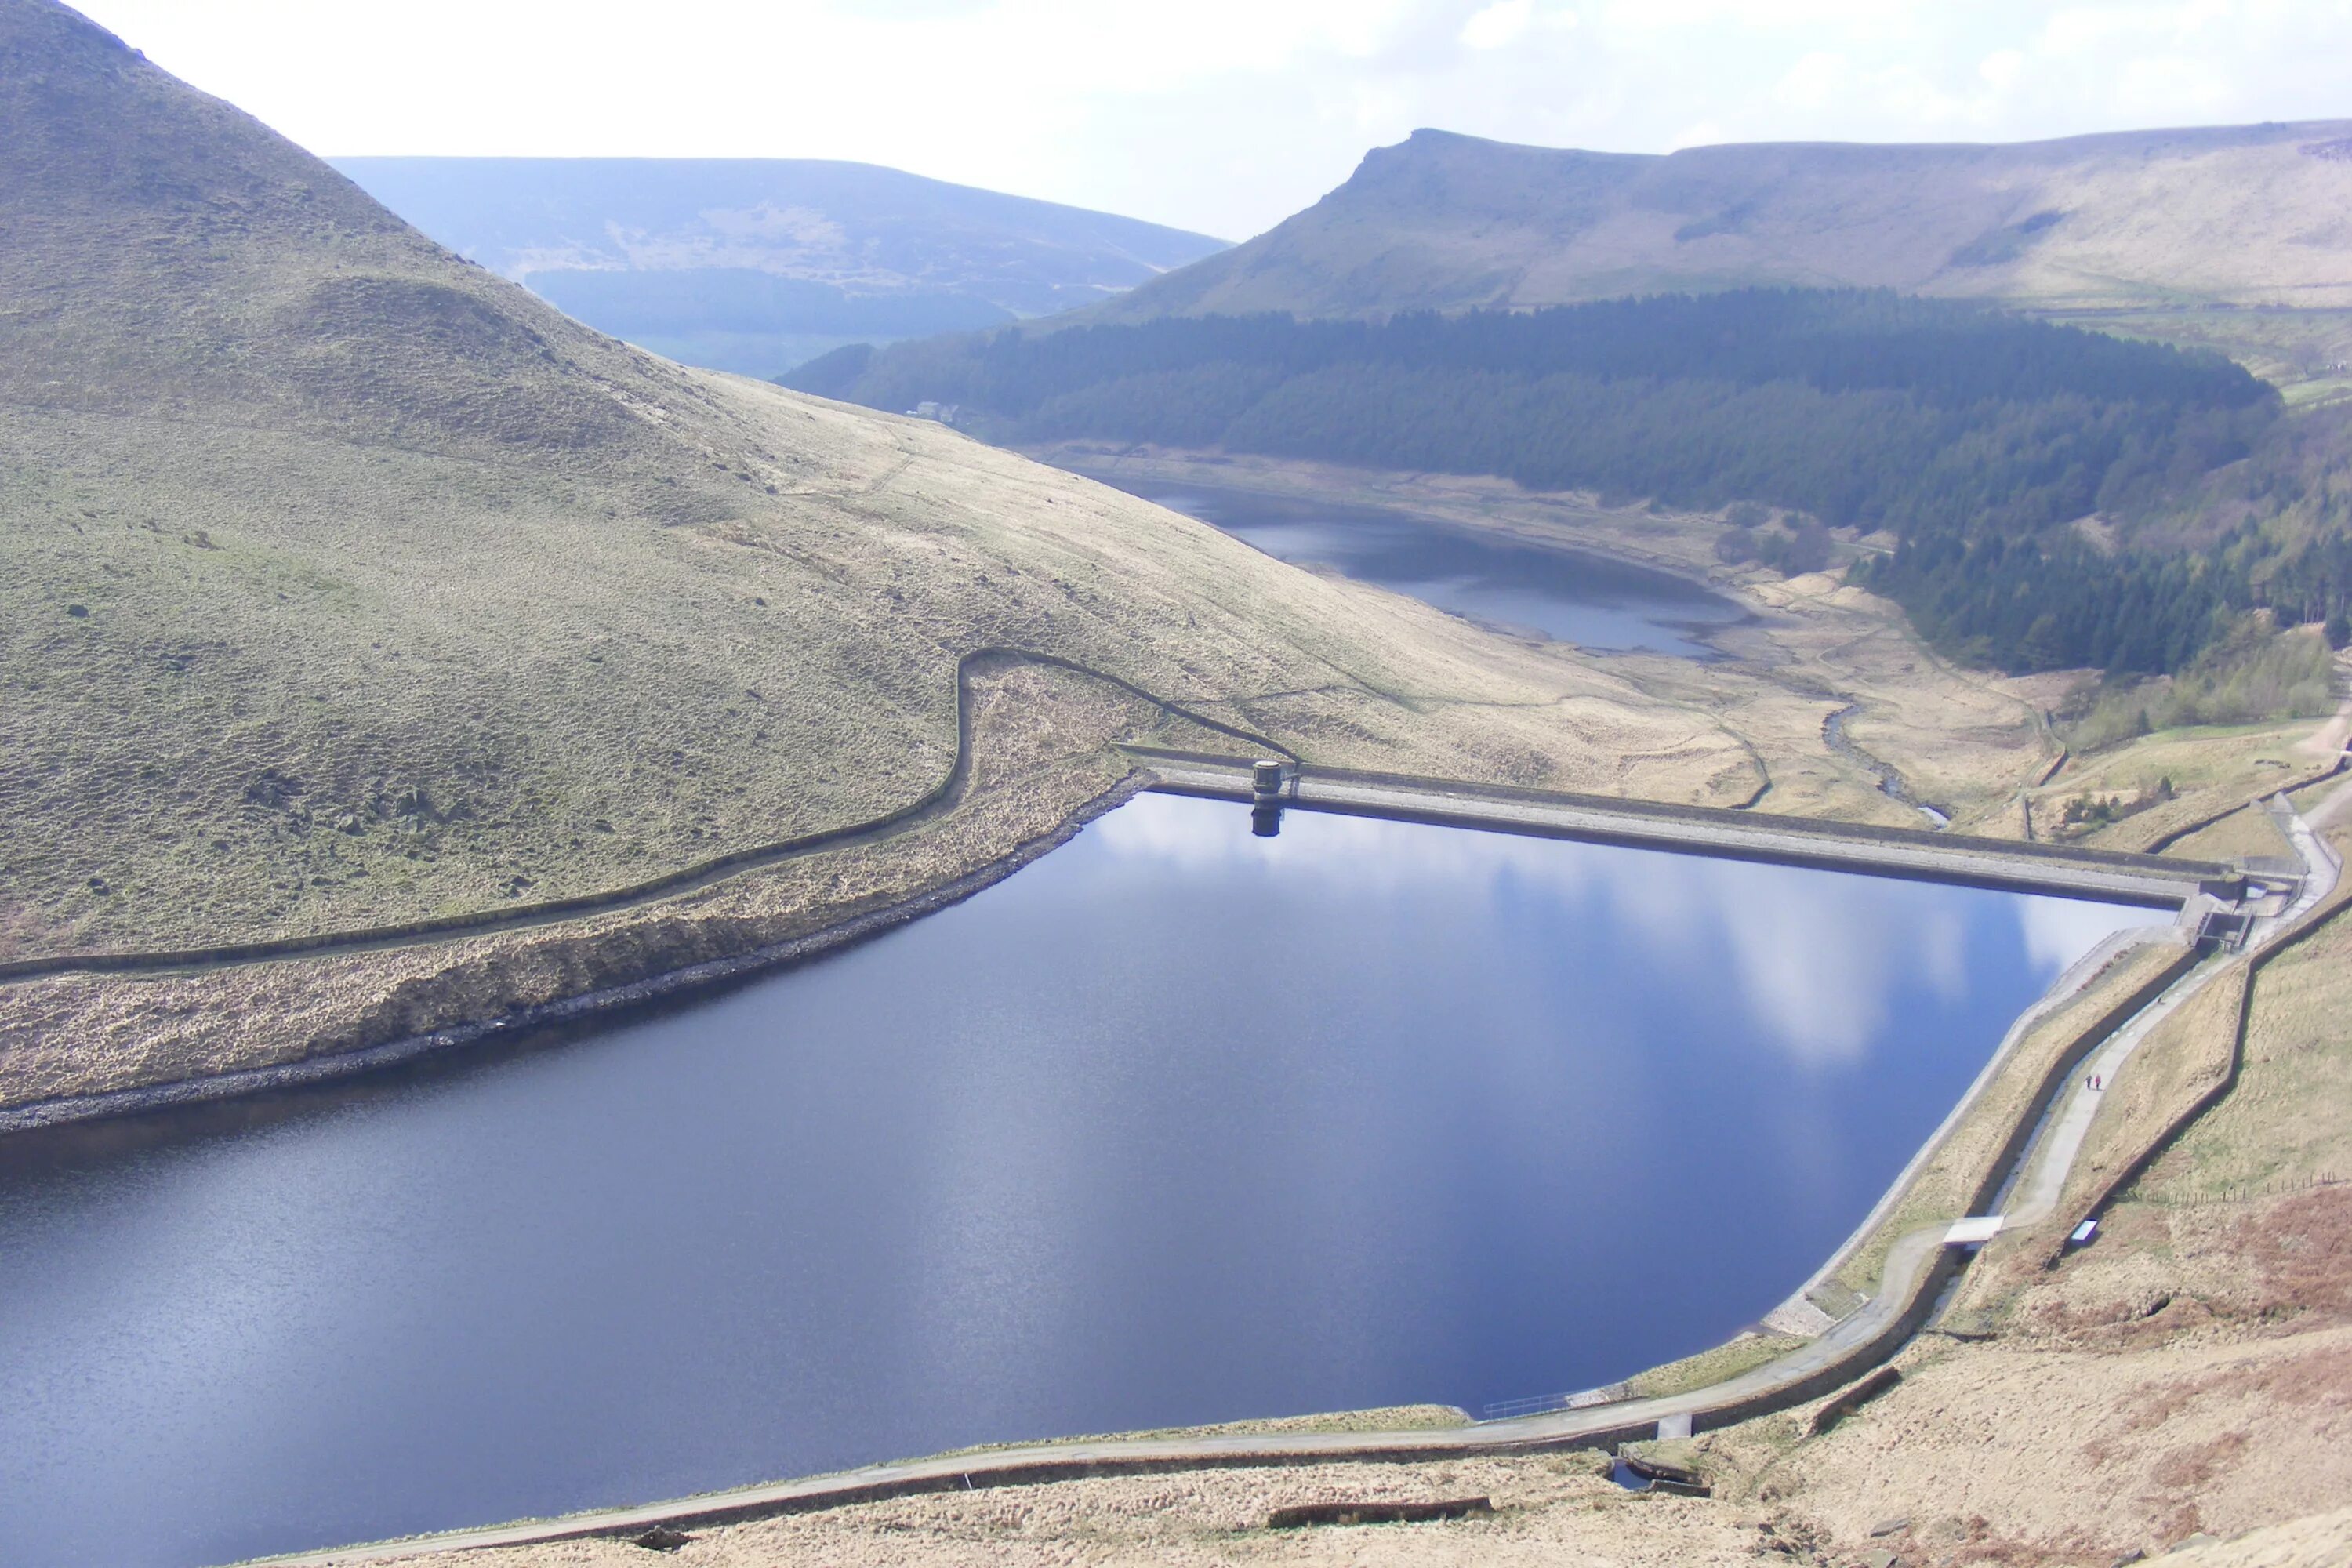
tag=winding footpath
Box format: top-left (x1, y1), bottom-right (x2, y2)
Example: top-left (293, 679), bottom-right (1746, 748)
top-left (243, 784), bottom-right (2345, 1568)
top-left (0, 648), bottom-right (1297, 988)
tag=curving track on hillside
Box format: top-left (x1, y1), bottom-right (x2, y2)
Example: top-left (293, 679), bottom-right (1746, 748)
top-left (0, 648), bottom-right (1296, 988)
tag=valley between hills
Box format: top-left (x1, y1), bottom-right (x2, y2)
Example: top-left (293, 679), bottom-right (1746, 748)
top-left (8, 2), bottom-right (2352, 1566)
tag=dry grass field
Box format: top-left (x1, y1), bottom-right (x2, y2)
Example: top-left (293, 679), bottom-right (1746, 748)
top-left (2132, 884), bottom-right (2352, 1203)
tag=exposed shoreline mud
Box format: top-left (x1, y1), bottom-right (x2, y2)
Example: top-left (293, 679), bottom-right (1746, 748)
top-left (0, 775), bottom-right (1142, 1136)
top-left (1023, 444), bottom-right (1755, 596)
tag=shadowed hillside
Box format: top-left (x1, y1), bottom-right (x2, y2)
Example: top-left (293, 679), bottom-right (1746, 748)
top-left (335, 156), bottom-right (1229, 378)
top-left (1099, 124), bottom-right (2352, 323)
top-left (0, 0), bottom-right (1736, 966)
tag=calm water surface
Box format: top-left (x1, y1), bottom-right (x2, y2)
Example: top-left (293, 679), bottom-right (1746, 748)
top-left (0, 796), bottom-right (2150, 1567)
top-left (1100, 478), bottom-right (1750, 657)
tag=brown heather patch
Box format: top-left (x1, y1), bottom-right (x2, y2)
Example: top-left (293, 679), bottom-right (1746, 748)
top-left (2150, 1429), bottom-right (2250, 1490)
top-left (2228, 1186), bottom-right (2352, 1319)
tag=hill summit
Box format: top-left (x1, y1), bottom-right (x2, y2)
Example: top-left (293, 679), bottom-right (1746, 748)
top-left (0, 1), bottom-right (724, 457)
top-left (1099, 122), bottom-right (2352, 321)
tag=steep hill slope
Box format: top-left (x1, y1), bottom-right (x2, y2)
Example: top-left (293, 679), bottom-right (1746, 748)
top-left (0, 0), bottom-right (1736, 975)
top-left (335, 156), bottom-right (1228, 376)
top-left (1099, 124), bottom-right (2352, 323)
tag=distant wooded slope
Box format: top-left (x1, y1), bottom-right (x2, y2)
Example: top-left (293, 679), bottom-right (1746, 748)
top-left (789, 294), bottom-right (2324, 676)
top-left (335, 157), bottom-right (1228, 377)
top-left (1095, 124), bottom-right (2352, 324)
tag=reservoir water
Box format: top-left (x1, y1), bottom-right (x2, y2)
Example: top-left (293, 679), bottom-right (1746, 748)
top-left (1095, 477), bottom-right (1750, 658)
top-left (0, 794), bottom-right (2150, 1568)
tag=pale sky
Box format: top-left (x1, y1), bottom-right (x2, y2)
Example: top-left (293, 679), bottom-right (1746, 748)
top-left (70, 0), bottom-right (2352, 241)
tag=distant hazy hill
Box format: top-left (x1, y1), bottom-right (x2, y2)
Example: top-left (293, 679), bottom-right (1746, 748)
top-left (1098, 124), bottom-right (2352, 323)
top-left (335, 156), bottom-right (1228, 376)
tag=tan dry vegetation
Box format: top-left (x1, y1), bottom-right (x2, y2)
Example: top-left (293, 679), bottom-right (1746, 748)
top-left (2054, 962), bottom-right (2251, 1229)
top-left (2128, 875), bottom-right (2352, 1203)
top-left (2165, 805), bottom-right (2299, 865)
top-left (1705, 1308), bottom-right (2352, 1566)
top-left (2140, 1504), bottom-right (2352, 1567)
top-left (1029, 444), bottom-right (2063, 833)
top-left (433, 1458), bottom-right (1771, 1568)
top-left (2038, 720), bottom-right (2332, 854)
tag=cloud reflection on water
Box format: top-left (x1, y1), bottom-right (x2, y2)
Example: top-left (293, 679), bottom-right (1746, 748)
top-left (1091, 796), bottom-right (2152, 1067)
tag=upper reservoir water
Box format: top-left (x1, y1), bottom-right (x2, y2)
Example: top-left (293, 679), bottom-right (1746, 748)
top-left (0, 794), bottom-right (2150, 1568)
top-left (1096, 477), bottom-right (1751, 657)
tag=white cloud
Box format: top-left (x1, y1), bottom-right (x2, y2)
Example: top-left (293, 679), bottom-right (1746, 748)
top-left (1774, 50), bottom-right (1850, 110)
top-left (1462, 0), bottom-right (1536, 49)
top-left (1978, 47), bottom-right (2026, 89)
top-left (68, 0), bottom-right (2352, 241)
top-left (2017, 895), bottom-right (2156, 975)
top-left (1088, 796), bottom-right (2146, 1069)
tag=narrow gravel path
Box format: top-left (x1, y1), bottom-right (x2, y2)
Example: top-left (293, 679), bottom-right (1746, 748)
top-left (0, 649), bottom-right (1292, 987)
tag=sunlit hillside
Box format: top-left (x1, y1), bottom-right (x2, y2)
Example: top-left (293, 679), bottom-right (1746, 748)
top-left (0, 0), bottom-right (1742, 961)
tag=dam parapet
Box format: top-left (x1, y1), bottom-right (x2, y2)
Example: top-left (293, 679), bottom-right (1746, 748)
top-left (1127, 746), bottom-right (2241, 911)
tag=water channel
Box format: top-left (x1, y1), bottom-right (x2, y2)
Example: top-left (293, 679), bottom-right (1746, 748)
top-left (1091, 477), bottom-right (1751, 658)
top-left (0, 794), bottom-right (2152, 1568)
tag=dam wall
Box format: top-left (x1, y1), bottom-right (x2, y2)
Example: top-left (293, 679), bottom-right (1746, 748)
top-left (1130, 747), bottom-right (2244, 910)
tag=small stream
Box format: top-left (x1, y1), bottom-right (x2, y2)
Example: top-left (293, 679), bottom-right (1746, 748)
top-left (1824, 704), bottom-right (1949, 827)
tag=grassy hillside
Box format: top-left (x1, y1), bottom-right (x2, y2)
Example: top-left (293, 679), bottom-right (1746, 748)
top-left (336, 156), bottom-right (1229, 378)
top-left (0, 0), bottom-right (1740, 965)
top-left (1100, 124), bottom-right (2352, 324)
